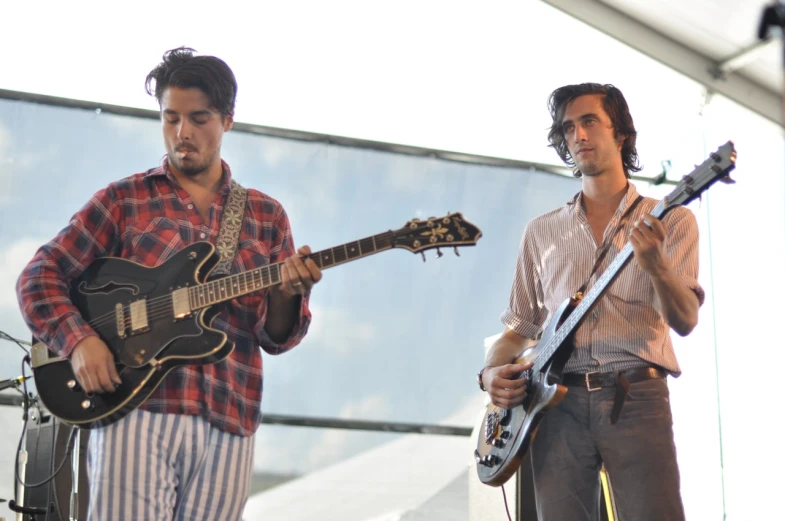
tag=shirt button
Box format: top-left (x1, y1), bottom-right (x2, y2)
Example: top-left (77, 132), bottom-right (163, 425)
top-left (200, 232), bottom-right (206, 239)
top-left (187, 204), bottom-right (194, 210)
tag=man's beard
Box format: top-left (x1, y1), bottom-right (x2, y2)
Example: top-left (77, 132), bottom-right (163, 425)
top-left (174, 158), bottom-right (209, 177)
top-left (170, 148), bottom-right (211, 177)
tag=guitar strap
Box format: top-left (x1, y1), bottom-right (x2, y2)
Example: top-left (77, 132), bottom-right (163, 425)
top-left (211, 179), bottom-right (249, 276)
top-left (576, 194), bottom-right (643, 296)
top-left (574, 193), bottom-right (644, 425)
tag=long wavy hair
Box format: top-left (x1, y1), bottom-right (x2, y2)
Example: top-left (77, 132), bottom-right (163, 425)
top-left (547, 83), bottom-right (641, 178)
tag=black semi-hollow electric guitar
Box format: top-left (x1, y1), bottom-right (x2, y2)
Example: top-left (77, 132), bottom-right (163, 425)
top-left (475, 141), bottom-right (737, 487)
top-left (31, 212), bottom-right (482, 429)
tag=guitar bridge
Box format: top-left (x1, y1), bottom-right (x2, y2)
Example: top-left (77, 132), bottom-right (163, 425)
top-left (115, 303), bottom-right (126, 338)
top-left (484, 410), bottom-right (501, 445)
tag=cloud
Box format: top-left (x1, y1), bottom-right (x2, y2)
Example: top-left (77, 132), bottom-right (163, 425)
top-left (0, 123), bottom-right (12, 205)
top-left (251, 394), bottom-right (394, 475)
top-left (305, 393), bottom-right (392, 470)
top-left (100, 111), bottom-right (163, 150)
top-left (0, 122), bottom-right (9, 154)
top-left (0, 120), bottom-right (64, 207)
top-left (305, 305), bottom-right (377, 356)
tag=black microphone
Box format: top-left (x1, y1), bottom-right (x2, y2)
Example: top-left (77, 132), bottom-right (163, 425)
top-left (0, 375), bottom-right (31, 392)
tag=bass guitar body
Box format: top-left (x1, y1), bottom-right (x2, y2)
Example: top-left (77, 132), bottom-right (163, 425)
top-left (475, 296), bottom-right (578, 486)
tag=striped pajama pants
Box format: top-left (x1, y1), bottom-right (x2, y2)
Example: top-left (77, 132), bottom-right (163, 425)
top-left (86, 409), bottom-right (255, 521)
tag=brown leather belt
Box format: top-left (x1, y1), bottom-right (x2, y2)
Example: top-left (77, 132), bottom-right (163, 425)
top-left (562, 367), bottom-right (667, 424)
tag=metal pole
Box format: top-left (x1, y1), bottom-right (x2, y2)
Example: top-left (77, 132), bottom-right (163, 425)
top-left (260, 413), bottom-right (473, 436)
top-left (70, 429), bottom-right (81, 521)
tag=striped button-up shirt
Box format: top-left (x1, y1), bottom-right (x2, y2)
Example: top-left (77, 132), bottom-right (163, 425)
top-left (501, 183), bottom-right (704, 376)
top-left (16, 159), bottom-right (311, 436)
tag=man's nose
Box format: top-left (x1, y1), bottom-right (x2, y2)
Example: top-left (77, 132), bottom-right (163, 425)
top-left (572, 124), bottom-right (587, 143)
top-left (177, 120), bottom-right (193, 140)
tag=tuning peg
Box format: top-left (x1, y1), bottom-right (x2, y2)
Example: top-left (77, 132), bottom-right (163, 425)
top-left (436, 248), bottom-right (443, 258)
top-left (454, 247), bottom-right (460, 257)
top-left (421, 252), bottom-right (426, 262)
top-left (720, 176), bottom-right (736, 184)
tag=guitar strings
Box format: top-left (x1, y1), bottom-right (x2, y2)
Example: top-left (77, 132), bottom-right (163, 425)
top-left (78, 226), bottom-right (432, 334)
top-left (79, 237), bottom-right (391, 332)
top-left (82, 263), bottom-right (286, 332)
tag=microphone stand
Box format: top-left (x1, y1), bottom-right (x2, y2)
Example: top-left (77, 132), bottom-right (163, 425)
top-left (69, 429), bottom-right (81, 521)
top-left (7, 396), bottom-right (51, 521)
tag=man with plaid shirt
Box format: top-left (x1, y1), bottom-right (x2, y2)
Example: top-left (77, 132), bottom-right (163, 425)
top-left (16, 47), bottom-right (321, 521)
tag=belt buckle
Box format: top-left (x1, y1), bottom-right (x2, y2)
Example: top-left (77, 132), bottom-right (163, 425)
top-left (585, 371), bottom-right (601, 392)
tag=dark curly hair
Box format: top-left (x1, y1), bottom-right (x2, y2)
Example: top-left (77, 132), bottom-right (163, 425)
top-left (546, 83), bottom-right (641, 178)
top-left (145, 47), bottom-right (237, 119)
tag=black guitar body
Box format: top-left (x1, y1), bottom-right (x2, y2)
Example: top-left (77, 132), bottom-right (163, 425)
top-left (28, 212), bottom-right (485, 428)
top-left (32, 243), bottom-right (234, 429)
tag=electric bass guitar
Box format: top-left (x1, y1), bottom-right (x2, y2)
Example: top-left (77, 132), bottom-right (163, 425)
top-left (31, 212), bottom-right (482, 429)
top-left (475, 141), bottom-right (737, 486)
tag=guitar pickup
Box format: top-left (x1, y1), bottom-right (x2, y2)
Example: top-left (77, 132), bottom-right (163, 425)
top-left (171, 288), bottom-right (192, 319)
top-left (128, 299), bottom-right (150, 333)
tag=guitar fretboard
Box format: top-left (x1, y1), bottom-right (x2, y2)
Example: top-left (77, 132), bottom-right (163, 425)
top-left (187, 231), bottom-right (396, 309)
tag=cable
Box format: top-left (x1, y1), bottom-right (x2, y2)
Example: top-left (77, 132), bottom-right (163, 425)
top-left (0, 330), bottom-right (31, 355)
top-left (501, 483), bottom-right (513, 521)
top-left (13, 355), bottom-right (78, 495)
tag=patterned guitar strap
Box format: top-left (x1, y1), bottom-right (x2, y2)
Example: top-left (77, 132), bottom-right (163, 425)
top-left (211, 179), bottom-right (249, 276)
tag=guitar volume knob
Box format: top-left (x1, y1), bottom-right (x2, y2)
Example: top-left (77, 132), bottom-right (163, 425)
top-left (81, 399), bottom-right (94, 410)
top-left (484, 454), bottom-right (498, 466)
top-left (67, 379), bottom-right (81, 391)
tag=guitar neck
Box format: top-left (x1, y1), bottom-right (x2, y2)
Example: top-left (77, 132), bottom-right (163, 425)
top-left (534, 200), bottom-right (667, 370)
top-left (188, 231), bottom-right (396, 309)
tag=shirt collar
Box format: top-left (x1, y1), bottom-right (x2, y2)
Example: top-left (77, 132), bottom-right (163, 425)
top-left (567, 182), bottom-right (639, 216)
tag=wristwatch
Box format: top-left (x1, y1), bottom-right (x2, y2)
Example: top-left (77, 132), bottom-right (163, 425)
top-left (477, 366), bottom-right (491, 392)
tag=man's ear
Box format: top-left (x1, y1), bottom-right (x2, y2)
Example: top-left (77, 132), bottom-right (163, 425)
top-left (223, 114), bottom-right (234, 132)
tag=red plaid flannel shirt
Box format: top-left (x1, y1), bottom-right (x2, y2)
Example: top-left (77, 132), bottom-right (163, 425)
top-left (16, 159), bottom-right (311, 436)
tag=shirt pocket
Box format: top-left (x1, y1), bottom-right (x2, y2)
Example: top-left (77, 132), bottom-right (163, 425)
top-left (123, 217), bottom-right (184, 265)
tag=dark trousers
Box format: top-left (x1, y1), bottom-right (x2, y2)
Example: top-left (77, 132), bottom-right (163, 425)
top-left (528, 378), bottom-right (685, 521)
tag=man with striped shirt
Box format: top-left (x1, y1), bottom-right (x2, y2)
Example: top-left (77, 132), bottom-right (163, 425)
top-left (479, 83), bottom-right (702, 520)
top-left (17, 47), bottom-right (322, 520)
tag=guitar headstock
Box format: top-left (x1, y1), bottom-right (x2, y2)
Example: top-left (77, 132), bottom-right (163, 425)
top-left (664, 141), bottom-right (737, 210)
top-left (392, 212), bottom-right (482, 258)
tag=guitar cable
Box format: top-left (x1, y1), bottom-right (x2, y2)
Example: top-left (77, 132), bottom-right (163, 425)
top-left (12, 354), bottom-right (79, 493)
top-left (501, 483), bottom-right (513, 521)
